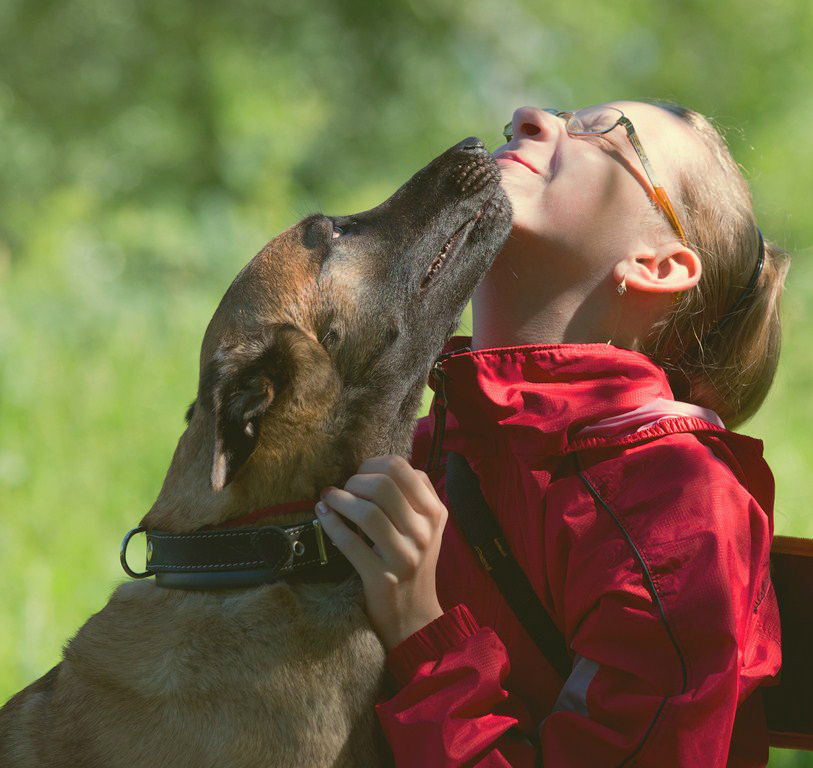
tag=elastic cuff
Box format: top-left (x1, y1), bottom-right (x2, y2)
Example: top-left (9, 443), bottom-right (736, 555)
top-left (386, 604), bottom-right (480, 687)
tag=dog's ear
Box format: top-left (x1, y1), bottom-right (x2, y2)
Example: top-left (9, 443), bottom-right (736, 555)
top-left (203, 323), bottom-right (335, 492)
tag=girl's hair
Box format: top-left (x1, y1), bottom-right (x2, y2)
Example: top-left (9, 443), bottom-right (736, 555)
top-left (640, 104), bottom-right (790, 429)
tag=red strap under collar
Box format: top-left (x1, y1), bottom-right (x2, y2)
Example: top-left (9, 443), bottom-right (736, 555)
top-left (210, 499), bottom-right (320, 530)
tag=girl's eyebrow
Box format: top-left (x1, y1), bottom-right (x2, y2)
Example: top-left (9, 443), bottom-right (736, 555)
top-left (598, 130), bottom-right (629, 159)
top-left (595, 132), bottom-right (638, 176)
top-left (593, 133), bottom-right (662, 206)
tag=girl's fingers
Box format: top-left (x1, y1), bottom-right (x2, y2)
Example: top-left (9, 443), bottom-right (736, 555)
top-left (341, 473), bottom-right (413, 535)
top-left (317, 457), bottom-right (447, 650)
top-left (318, 486), bottom-right (413, 565)
top-left (415, 468), bottom-right (443, 503)
top-left (351, 456), bottom-right (445, 524)
top-left (314, 501), bottom-right (381, 578)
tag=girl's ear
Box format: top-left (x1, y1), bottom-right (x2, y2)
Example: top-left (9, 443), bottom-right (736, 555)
top-left (618, 241), bottom-right (702, 294)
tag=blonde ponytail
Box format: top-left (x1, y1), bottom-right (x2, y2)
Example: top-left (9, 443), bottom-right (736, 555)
top-left (641, 105), bottom-right (790, 429)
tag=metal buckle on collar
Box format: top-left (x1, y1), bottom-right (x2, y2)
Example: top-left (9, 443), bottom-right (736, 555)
top-left (285, 523), bottom-right (310, 559)
top-left (277, 524), bottom-right (309, 568)
top-left (120, 526), bottom-right (152, 578)
top-left (252, 522), bottom-right (328, 572)
top-left (312, 519), bottom-right (329, 564)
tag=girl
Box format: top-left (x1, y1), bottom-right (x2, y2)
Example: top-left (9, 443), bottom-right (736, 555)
top-left (315, 102), bottom-right (788, 767)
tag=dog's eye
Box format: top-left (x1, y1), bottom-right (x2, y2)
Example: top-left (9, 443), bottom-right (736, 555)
top-left (321, 328), bottom-right (339, 348)
top-left (332, 221), bottom-right (357, 239)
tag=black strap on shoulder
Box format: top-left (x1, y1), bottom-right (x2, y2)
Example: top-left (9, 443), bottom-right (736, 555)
top-left (445, 451), bottom-right (572, 680)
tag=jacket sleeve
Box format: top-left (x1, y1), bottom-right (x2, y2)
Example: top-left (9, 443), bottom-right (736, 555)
top-left (376, 438), bottom-right (777, 767)
top-left (376, 604), bottom-right (542, 767)
top-left (374, 592), bottom-right (744, 768)
top-left (376, 579), bottom-right (750, 768)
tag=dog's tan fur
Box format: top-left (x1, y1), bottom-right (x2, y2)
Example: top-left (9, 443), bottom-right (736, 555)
top-left (0, 140), bottom-right (510, 767)
top-left (0, 226), bottom-right (388, 768)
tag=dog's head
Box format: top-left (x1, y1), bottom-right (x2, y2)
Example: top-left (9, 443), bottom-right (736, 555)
top-left (149, 139), bottom-right (510, 526)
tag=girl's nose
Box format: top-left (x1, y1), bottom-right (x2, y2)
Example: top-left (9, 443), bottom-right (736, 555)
top-left (508, 107), bottom-right (562, 142)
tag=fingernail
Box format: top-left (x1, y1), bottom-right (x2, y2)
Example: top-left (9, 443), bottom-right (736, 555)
top-left (316, 501), bottom-right (329, 516)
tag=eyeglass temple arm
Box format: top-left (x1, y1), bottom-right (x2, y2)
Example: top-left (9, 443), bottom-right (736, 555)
top-left (619, 117), bottom-right (688, 244)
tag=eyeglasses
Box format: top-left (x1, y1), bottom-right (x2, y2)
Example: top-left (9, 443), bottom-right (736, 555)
top-left (503, 107), bottom-right (687, 244)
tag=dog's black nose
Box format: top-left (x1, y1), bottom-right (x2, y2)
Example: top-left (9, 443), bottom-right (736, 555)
top-left (455, 137), bottom-right (485, 151)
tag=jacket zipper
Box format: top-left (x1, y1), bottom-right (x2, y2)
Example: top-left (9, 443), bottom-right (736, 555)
top-left (425, 346), bottom-right (470, 472)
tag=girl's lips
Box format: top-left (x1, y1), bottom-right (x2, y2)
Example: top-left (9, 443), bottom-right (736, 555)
top-left (496, 152), bottom-right (540, 176)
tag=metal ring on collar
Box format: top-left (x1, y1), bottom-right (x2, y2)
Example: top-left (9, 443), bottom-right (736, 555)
top-left (120, 526), bottom-right (153, 579)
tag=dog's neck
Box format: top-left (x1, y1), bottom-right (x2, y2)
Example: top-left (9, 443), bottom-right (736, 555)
top-left (141, 383), bottom-right (421, 533)
top-left (142, 424), bottom-right (353, 532)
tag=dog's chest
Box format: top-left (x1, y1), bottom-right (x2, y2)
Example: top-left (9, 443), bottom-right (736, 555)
top-left (65, 578), bottom-right (389, 767)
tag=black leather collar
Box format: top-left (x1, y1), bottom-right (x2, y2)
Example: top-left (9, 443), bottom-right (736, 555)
top-left (120, 515), bottom-right (353, 590)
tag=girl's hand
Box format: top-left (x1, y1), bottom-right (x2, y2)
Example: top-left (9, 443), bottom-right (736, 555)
top-left (315, 455), bottom-right (448, 650)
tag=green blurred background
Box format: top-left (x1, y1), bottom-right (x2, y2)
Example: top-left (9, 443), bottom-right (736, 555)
top-left (1, 0), bottom-right (810, 763)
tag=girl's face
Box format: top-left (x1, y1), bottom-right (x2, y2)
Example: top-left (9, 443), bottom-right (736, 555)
top-left (493, 101), bottom-right (697, 278)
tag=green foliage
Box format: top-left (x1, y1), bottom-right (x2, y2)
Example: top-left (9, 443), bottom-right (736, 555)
top-left (1, 1), bottom-right (811, 763)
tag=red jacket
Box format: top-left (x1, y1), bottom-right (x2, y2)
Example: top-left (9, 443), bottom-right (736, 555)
top-left (376, 340), bottom-right (781, 767)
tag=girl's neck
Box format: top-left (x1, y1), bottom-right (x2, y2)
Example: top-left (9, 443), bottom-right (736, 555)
top-left (471, 255), bottom-right (618, 351)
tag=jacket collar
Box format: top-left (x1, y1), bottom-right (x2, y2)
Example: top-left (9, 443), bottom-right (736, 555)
top-left (429, 337), bottom-right (725, 457)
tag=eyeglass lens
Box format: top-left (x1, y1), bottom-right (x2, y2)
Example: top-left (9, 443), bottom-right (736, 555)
top-left (564, 107), bottom-right (623, 135)
top-left (503, 107), bottom-right (623, 141)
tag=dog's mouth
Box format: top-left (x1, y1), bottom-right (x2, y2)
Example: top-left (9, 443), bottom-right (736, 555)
top-left (420, 212), bottom-right (482, 291)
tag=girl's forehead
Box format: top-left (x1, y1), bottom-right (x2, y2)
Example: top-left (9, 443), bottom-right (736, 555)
top-left (600, 100), bottom-right (700, 178)
top-left (602, 100), bottom-right (692, 140)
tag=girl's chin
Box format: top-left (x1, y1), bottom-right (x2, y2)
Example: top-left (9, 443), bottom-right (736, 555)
top-left (504, 208), bottom-right (548, 241)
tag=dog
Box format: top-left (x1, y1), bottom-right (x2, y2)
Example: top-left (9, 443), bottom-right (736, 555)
top-left (0, 137), bottom-right (511, 767)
